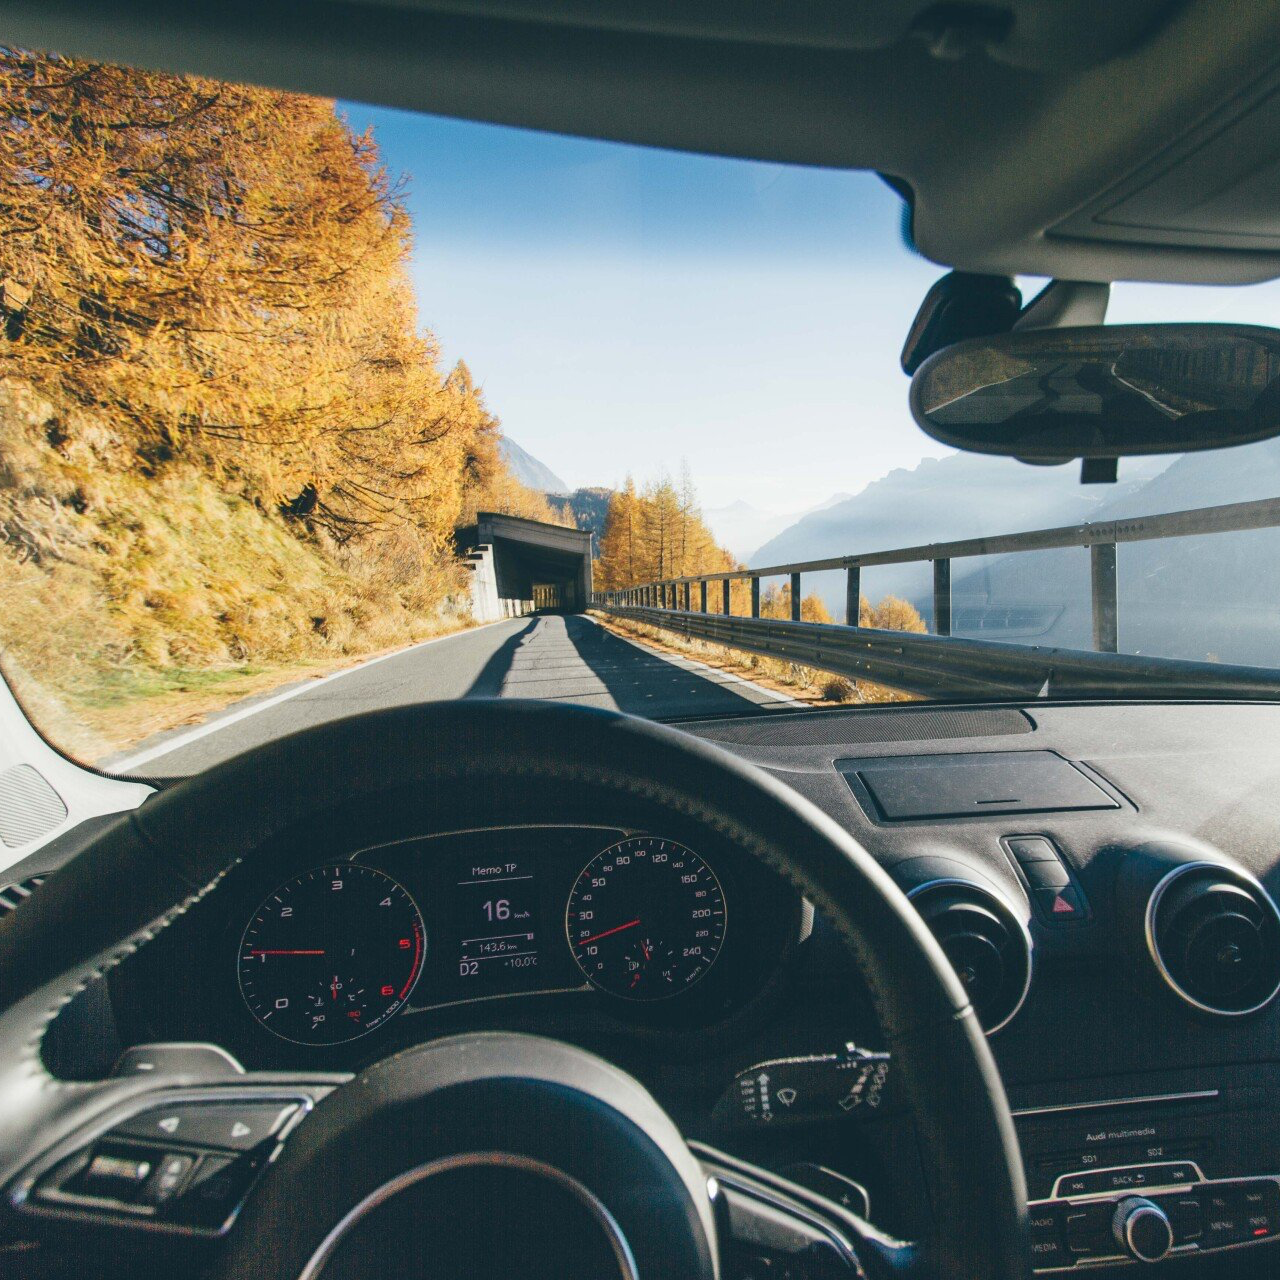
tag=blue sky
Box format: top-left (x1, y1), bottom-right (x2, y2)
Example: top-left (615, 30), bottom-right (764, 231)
top-left (340, 103), bottom-right (1280, 512)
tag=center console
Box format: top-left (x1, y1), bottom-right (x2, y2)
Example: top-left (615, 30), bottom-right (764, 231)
top-left (1013, 1064), bottom-right (1280, 1270)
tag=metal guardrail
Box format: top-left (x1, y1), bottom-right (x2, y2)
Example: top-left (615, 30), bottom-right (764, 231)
top-left (593, 605), bottom-right (1280, 701)
top-left (590, 496), bottom-right (1280, 700)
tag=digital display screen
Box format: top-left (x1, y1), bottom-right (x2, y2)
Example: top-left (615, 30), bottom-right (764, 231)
top-left (453, 856), bottom-right (541, 988)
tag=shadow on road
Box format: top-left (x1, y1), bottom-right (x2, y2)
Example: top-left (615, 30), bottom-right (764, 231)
top-left (462, 617), bottom-right (539, 697)
top-left (558, 615), bottom-right (772, 717)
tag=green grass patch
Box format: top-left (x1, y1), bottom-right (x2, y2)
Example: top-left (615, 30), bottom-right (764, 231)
top-left (77, 664), bottom-right (268, 709)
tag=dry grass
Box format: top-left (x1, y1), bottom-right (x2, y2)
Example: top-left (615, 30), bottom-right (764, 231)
top-left (0, 380), bottom-right (475, 763)
top-left (593, 613), bottom-right (918, 707)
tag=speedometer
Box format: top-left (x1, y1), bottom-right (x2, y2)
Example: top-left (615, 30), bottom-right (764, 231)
top-left (566, 837), bottom-right (726, 1000)
top-left (238, 864), bottom-right (425, 1045)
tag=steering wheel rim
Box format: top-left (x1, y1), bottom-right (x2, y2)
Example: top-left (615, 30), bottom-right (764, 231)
top-left (0, 699), bottom-right (1029, 1279)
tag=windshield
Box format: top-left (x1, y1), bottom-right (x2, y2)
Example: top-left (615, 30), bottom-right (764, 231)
top-left (3, 47), bottom-right (1280, 778)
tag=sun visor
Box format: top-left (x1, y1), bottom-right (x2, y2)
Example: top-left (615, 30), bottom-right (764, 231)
top-left (1053, 68), bottom-right (1280, 253)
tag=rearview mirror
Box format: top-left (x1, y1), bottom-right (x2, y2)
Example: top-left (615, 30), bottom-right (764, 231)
top-left (909, 323), bottom-right (1280, 462)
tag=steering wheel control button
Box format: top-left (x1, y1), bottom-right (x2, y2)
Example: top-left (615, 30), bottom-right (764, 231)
top-left (171, 1153), bottom-right (265, 1231)
top-left (140, 1153), bottom-right (195, 1207)
top-left (115, 1100), bottom-right (298, 1150)
top-left (1113, 1196), bottom-right (1174, 1262)
top-left (74, 1149), bottom-right (155, 1202)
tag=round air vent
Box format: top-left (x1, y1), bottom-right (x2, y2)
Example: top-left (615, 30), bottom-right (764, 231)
top-left (1146, 862), bottom-right (1280, 1016)
top-left (908, 880), bottom-right (1032, 1034)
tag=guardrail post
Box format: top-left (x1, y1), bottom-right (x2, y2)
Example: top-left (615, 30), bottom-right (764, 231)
top-left (933, 558), bottom-right (951, 637)
top-left (845, 566), bottom-right (861, 626)
top-left (683, 582), bottom-right (691, 611)
top-left (751, 577), bottom-right (760, 618)
top-left (722, 579), bottom-right (731, 616)
top-left (790, 572), bottom-right (801, 621)
top-left (1091, 542), bottom-right (1119, 652)
top-left (700, 581), bottom-right (708, 612)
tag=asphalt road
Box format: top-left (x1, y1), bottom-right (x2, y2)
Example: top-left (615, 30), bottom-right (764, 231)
top-left (112, 614), bottom-right (800, 776)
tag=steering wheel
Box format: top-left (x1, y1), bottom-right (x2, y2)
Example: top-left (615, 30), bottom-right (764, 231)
top-left (0, 701), bottom-right (1028, 1279)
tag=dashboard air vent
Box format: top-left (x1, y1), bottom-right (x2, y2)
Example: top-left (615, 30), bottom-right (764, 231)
top-left (0, 876), bottom-right (45, 917)
top-left (1147, 863), bottom-right (1280, 1016)
top-left (908, 880), bottom-right (1032, 1034)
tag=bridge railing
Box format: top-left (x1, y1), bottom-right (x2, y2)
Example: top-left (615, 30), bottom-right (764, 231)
top-left (590, 496), bottom-right (1280, 701)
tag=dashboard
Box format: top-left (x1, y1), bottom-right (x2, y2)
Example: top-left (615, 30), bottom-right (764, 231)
top-left (114, 823), bottom-right (805, 1077)
top-left (15, 697), bottom-right (1280, 1277)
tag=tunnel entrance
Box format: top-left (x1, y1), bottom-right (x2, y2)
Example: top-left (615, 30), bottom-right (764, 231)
top-left (459, 512), bottom-right (593, 621)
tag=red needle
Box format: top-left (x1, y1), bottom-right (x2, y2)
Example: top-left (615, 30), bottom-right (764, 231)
top-left (249, 949), bottom-right (325, 956)
top-left (577, 918), bottom-right (641, 947)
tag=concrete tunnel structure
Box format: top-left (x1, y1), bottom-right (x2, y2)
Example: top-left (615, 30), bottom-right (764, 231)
top-left (458, 511), bottom-right (594, 621)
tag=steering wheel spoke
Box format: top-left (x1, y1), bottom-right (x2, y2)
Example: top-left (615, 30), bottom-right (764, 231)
top-left (7, 1044), bottom-right (344, 1241)
top-left (696, 1142), bottom-right (926, 1280)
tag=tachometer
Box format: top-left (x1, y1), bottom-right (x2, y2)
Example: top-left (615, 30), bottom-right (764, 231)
top-left (238, 864), bottom-right (425, 1045)
top-left (566, 837), bottom-right (726, 1000)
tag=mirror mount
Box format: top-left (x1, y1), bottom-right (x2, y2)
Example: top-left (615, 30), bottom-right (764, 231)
top-left (1014, 279), bottom-right (1111, 331)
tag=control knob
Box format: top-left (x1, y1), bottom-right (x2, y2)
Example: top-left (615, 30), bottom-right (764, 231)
top-left (1113, 1196), bottom-right (1174, 1263)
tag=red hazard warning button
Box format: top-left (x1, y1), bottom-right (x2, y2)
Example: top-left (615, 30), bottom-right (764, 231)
top-left (1033, 884), bottom-right (1088, 924)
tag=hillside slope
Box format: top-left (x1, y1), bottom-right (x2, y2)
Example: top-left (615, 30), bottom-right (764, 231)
top-left (0, 51), bottom-right (537, 760)
top-left (0, 383), bottom-right (471, 759)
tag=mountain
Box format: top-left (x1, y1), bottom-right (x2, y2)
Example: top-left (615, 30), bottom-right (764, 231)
top-left (750, 453), bottom-right (1166, 609)
top-left (948, 438), bottom-right (1280, 665)
top-left (552, 486), bottom-right (612, 557)
top-left (499, 436), bottom-right (569, 493)
top-left (750, 442), bottom-right (1280, 667)
top-left (704, 493), bottom-right (855, 561)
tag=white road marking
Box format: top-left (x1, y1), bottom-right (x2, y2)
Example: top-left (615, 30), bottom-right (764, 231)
top-left (110, 619), bottom-right (512, 771)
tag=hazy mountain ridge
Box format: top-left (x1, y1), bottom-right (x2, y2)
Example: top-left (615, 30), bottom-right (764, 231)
top-left (704, 493), bottom-right (854, 560)
top-left (499, 436), bottom-right (569, 493)
top-left (750, 446), bottom-right (1280, 667)
top-left (948, 439), bottom-right (1280, 664)
top-left (750, 454), bottom-right (1164, 602)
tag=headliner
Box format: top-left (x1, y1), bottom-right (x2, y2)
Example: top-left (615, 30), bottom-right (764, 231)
top-left (4, 0), bottom-right (1280, 283)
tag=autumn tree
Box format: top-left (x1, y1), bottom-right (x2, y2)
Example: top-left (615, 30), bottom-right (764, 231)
top-left (760, 585), bottom-right (832, 623)
top-left (0, 47), bottom-right (531, 562)
top-left (596, 469), bottom-right (734, 589)
top-left (596, 477), bottom-right (641, 589)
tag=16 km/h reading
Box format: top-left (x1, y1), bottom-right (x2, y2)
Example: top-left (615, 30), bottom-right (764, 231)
top-left (566, 837), bottom-right (726, 1000)
top-left (456, 859), bottom-right (540, 980)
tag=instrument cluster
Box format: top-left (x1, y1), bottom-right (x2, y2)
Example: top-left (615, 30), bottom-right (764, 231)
top-left (226, 825), bottom-right (798, 1052)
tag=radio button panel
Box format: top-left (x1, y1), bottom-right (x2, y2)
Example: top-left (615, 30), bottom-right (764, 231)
top-left (1029, 1172), bottom-right (1280, 1271)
